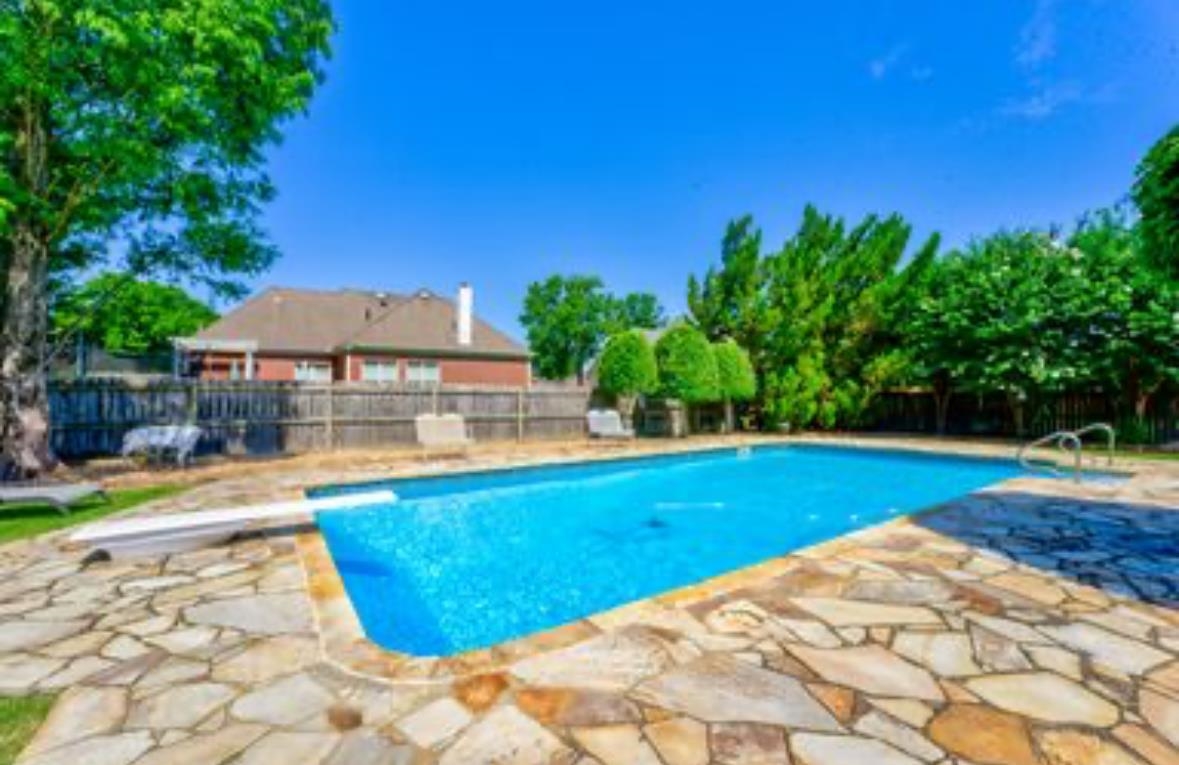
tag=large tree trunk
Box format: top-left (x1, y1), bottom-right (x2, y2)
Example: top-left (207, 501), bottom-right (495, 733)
top-left (1, 224), bottom-right (55, 478)
top-left (932, 372), bottom-right (952, 436)
top-left (616, 394), bottom-right (637, 430)
top-left (1, 100), bottom-right (56, 478)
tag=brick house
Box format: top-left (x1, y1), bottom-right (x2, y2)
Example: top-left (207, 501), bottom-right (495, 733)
top-left (175, 285), bottom-right (531, 386)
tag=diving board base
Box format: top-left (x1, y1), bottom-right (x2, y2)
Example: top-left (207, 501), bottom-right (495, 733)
top-left (71, 489), bottom-right (396, 559)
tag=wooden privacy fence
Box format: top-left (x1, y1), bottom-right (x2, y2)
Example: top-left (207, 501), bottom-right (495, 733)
top-left (871, 390), bottom-right (1179, 445)
top-left (49, 380), bottom-right (592, 458)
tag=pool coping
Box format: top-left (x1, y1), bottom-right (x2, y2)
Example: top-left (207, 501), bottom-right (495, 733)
top-left (294, 436), bottom-right (1163, 686)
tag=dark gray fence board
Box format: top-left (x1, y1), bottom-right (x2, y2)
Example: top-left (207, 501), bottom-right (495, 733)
top-left (49, 381), bottom-right (590, 458)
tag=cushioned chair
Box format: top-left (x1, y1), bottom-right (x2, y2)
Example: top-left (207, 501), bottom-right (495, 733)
top-left (122, 425), bottom-right (203, 467)
top-left (415, 413), bottom-right (474, 456)
top-left (586, 409), bottom-right (635, 439)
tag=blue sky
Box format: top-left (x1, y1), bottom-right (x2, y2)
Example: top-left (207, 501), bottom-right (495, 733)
top-left (255, 0), bottom-right (1179, 339)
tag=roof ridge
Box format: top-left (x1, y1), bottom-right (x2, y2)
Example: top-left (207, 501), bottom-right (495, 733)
top-left (259, 286), bottom-right (412, 299)
top-left (336, 290), bottom-right (427, 348)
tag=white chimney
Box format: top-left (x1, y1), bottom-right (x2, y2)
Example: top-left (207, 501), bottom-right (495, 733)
top-left (457, 283), bottom-right (473, 346)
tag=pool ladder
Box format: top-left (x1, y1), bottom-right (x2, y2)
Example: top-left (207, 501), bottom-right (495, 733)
top-left (1016, 422), bottom-right (1115, 482)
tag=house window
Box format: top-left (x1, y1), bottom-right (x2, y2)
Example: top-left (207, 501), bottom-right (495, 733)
top-left (361, 360), bottom-right (398, 383)
top-left (295, 361), bottom-right (332, 382)
top-left (405, 360), bottom-right (441, 386)
top-left (229, 359), bottom-right (241, 381)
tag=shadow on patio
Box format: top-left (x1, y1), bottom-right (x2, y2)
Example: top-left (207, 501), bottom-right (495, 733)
top-left (914, 490), bottom-right (1179, 610)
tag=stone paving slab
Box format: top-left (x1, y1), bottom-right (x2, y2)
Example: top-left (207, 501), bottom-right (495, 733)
top-left (0, 436), bottom-right (1177, 764)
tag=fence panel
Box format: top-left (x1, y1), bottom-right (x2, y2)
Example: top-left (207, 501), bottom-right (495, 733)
top-left (49, 380), bottom-right (590, 458)
top-left (871, 390), bottom-right (1178, 445)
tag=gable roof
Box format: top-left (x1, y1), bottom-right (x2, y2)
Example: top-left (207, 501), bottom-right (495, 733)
top-left (193, 287), bottom-right (528, 358)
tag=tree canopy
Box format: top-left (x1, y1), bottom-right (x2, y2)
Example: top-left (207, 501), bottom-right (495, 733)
top-left (597, 330), bottom-right (658, 398)
top-left (713, 339), bottom-right (757, 403)
top-left (520, 274), bottom-right (664, 382)
top-left (688, 216), bottom-right (766, 350)
top-left (1, 0), bottom-right (333, 294)
top-left (52, 273), bottom-right (218, 354)
top-left (610, 292), bottom-right (664, 332)
top-left (899, 209), bottom-right (1179, 436)
top-left (655, 323), bottom-right (719, 404)
top-left (1134, 126), bottom-right (1179, 278)
top-left (689, 205), bottom-right (937, 430)
top-left (1, 0), bottom-right (334, 473)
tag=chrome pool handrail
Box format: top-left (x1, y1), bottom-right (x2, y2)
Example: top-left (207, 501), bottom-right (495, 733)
top-left (1016, 422), bottom-right (1116, 483)
top-left (1072, 422), bottom-right (1116, 467)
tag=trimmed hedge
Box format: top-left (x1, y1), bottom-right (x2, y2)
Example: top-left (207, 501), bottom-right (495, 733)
top-left (655, 324), bottom-right (719, 404)
top-left (714, 339), bottom-right (757, 401)
top-left (598, 330), bottom-right (658, 396)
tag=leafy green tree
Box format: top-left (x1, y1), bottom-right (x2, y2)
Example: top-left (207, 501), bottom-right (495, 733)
top-left (713, 339), bottom-right (756, 431)
top-left (1133, 125), bottom-right (1179, 278)
top-left (904, 214), bottom-right (1179, 437)
top-left (655, 323), bottom-right (719, 404)
top-left (521, 275), bottom-right (614, 383)
top-left (598, 330), bottom-right (658, 397)
top-left (609, 292), bottom-right (665, 332)
top-left (597, 330), bottom-right (658, 425)
top-left (0, 0), bottom-right (333, 474)
top-left (52, 273), bottom-right (218, 354)
top-left (1067, 207), bottom-right (1179, 419)
top-left (521, 275), bottom-right (665, 383)
top-left (713, 340), bottom-right (756, 401)
top-left (904, 231), bottom-right (1088, 435)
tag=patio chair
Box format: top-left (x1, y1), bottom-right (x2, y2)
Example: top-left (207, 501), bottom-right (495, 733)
top-left (122, 425), bottom-right (203, 467)
top-left (0, 482), bottom-right (107, 515)
top-left (415, 413), bottom-right (474, 457)
top-left (587, 409), bottom-right (635, 439)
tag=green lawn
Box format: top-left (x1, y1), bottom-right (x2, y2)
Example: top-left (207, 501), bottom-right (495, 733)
top-left (0, 695), bottom-right (55, 764)
top-left (0, 484), bottom-right (187, 545)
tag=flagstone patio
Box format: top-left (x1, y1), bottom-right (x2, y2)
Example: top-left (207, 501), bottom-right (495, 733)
top-left (1, 437), bottom-right (1178, 765)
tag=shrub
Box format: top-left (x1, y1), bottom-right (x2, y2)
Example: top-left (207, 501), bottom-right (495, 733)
top-left (713, 339), bottom-right (757, 402)
top-left (597, 330), bottom-right (658, 397)
top-left (655, 324), bottom-right (719, 404)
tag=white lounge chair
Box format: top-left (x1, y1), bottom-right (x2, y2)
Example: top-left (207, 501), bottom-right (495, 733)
top-left (70, 489), bottom-right (396, 558)
top-left (0, 483), bottom-right (107, 515)
top-left (587, 409), bottom-right (634, 439)
top-left (415, 413), bottom-right (474, 455)
top-left (122, 425), bottom-right (203, 467)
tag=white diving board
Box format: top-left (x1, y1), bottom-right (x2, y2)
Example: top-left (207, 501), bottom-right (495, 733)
top-left (70, 489), bottom-right (396, 559)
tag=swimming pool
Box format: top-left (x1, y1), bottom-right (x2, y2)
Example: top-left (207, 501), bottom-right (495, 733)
top-left (315, 445), bottom-right (1025, 656)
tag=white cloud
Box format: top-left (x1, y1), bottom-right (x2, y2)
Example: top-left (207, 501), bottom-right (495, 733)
top-left (868, 45), bottom-right (907, 80)
top-left (1000, 81), bottom-right (1082, 120)
top-left (1016, 0), bottom-right (1057, 69)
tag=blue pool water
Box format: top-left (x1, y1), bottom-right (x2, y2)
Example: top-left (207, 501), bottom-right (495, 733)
top-left (316, 445), bottom-right (1025, 656)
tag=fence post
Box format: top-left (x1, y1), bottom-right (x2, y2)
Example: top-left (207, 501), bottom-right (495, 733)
top-left (325, 384), bottom-right (335, 450)
top-left (516, 388), bottom-right (525, 442)
top-left (185, 379), bottom-right (198, 424)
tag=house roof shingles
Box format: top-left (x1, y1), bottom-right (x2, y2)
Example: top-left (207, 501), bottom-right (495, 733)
top-left (194, 287), bottom-right (528, 358)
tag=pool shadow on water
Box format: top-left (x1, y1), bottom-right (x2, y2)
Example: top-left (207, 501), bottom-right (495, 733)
top-left (914, 490), bottom-right (1179, 610)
